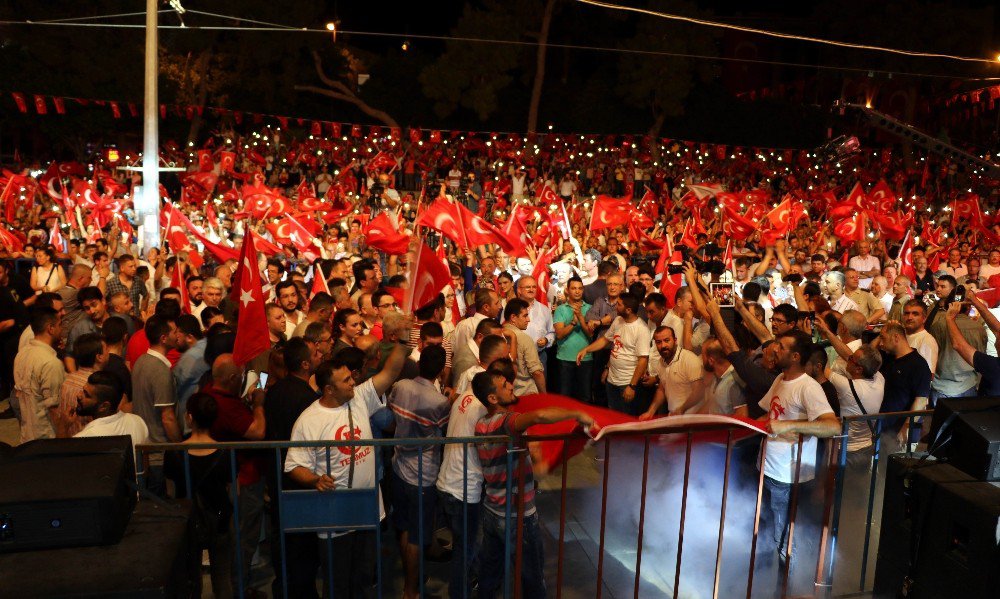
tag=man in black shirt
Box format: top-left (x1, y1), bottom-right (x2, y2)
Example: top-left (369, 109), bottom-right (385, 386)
top-left (0, 261), bottom-right (29, 403)
top-left (877, 322), bottom-right (932, 447)
top-left (264, 337), bottom-right (320, 599)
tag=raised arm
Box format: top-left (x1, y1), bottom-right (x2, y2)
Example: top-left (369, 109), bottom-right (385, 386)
top-left (734, 296), bottom-right (773, 343)
top-left (814, 314), bottom-right (854, 360)
top-left (944, 302), bottom-right (977, 367)
top-left (371, 342), bottom-right (411, 396)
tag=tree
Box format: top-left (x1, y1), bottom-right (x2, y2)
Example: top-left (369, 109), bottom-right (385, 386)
top-left (295, 48), bottom-right (399, 129)
top-left (614, 0), bottom-right (720, 142)
top-left (419, 0), bottom-right (545, 123)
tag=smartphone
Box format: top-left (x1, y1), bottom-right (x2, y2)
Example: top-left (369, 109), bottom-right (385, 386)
top-left (258, 372), bottom-right (269, 389)
top-left (241, 370), bottom-right (259, 398)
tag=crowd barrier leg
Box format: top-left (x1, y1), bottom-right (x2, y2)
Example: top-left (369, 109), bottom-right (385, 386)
top-left (673, 432), bottom-right (694, 599)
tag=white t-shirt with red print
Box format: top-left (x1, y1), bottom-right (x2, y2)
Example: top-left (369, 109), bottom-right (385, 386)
top-left (285, 378), bottom-right (385, 535)
top-left (603, 317), bottom-right (651, 387)
top-left (757, 373), bottom-right (833, 484)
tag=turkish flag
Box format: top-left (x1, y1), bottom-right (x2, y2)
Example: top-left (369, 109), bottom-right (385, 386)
top-left (898, 229), bottom-right (915, 280)
top-left (48, 224), bottom-right (67, 253)
top-left (415, 197), bottom-right (467, 248)
top-left (833, 212), bottom-right (866, 243)
top-left (0, 226), bottom-right (24, 253)
top-left (537, 186), bottom-right (560, 206)
top-left (33, 95), bottom-right (47, 115)
top-left (219, 151), bottom-right (236, 174)
top-left (723, 240), bottom-right (734, 273)
top-left (405, 240), bottom-right (451, 313)
top-left (627, 220), bottom-right (664, 252)
top-left (197, 150), bottom-right (214, 172)
top-left (310, 263), bottom-right (330, 298)
top-left (253, 232), bottom-right (284, 257)
top-left (589, 195), bottom-right (633, 231)
top-left (456, 202), bottom-right (514, 251)
top-left (678, 218), bottom-right (699, 249)
top-left (722, 206), bottom-right (758, 241)
top-left (364, 212), bottom-right (410, 255)
top-left (531, 245), bottom-right (560, 306)
top-left (871, 210), bottom-right (907, 240)
top-left (166, 203), bottom-right (240, 262)
top-left (844, 182), bottom-right (867, 210)
top-left (952, 194), bottom-right (983, 227)
top-left (11, 92), bottom-right (27, 113)
top-left (170, 260), bottom-right (191, 314)
top-left (281, 214), bottom-right (320, 260)
top-left (763, 196), bottom-right (806, 236)
top-left (231, 232), bottom-right (270, 366)
top-left (501, 205), bottom-right (533, 258)
top-left (868, 179), bottom-right (897, 214)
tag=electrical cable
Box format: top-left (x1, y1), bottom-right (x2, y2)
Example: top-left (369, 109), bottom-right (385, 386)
top-left (1, 14), bottom-right (998, 82)
top-left (574, 0), bottom-right (998, 65)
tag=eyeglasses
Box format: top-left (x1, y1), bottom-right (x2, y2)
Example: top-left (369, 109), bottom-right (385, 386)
top-left (770, 318), bottom-right (789, 325)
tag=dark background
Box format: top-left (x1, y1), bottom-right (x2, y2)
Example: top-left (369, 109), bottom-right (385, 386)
top-left (1, 0), bottom-right (998, 157)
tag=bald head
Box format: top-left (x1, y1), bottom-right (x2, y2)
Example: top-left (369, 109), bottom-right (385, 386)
top-left (211, 353), bottom-right (243, 395)
top-left (69, 264), bottom-right (93, 286)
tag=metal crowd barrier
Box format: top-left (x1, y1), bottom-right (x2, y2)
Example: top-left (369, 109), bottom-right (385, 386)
top-left (134, 411), bottom-right (928, 599)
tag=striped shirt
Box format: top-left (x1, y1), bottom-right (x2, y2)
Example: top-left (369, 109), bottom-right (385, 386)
top-left (475, 411), bottom-right (536, 517)
top-left (388, 377), bottom-right (450, 487)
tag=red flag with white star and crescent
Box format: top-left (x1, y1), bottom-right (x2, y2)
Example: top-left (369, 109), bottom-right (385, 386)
top-left (231, 231), bottom-right (270, 366)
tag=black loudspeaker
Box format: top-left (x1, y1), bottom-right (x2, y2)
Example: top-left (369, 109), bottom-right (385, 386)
top-left (873, 455), bottom-right (973, 598)
top-left (917, 478), bottom-right (1000, 597)
top-left (0, 436), bottom-right (136, 552)
top-left (0, 500), bottom-right (193, 597)
top-left (928, 397), bottom-right (1000, 481)
top-left (874, 454), bottom-right (1000, 598)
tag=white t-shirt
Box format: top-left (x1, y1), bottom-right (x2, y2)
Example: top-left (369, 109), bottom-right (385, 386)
top-left (454, 364), bottom-right (484, 401)
top-left (654, 348), bottom-right (704, 413)
top-left (907, 329), bottom-right (939, 374)
top-left (758, 373), bottom-right (834, 483)
top-left (284, 379), bottom-right (385, 535)
top-left (829, 372), bottom-right (884, 451)
top-left (75, 411), bottom-right (150, 451)
top-left (979, 263), bottom-right (1000, 283)
top-left (436, 390), bottom-right (488, 503)
top-left (604, 317), bottom-right (651, 387)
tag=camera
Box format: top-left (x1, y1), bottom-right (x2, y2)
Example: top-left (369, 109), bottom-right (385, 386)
top-left (941, 285), bottom-right (966, 308)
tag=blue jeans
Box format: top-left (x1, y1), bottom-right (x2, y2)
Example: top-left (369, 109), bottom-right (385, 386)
top-left (606, 382), bottom-right (644, 416)
top-left (558, 359), bottom-right (592, 403)
top-left (929, 385), bottom-right (978, 406)
top-left (440, 491), bottom-right (481, 599)
top-left (478, 510), bottom-right (545, 599)
top-left (764, 476), bottom-right (791, 560)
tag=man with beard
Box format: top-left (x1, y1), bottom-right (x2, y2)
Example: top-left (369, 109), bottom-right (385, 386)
top-left (74, 370), bottom-right (148, 449)
top-left (276, 280), bottom-right (305, 339)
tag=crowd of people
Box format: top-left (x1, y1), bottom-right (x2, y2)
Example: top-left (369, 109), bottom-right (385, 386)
top-left (2, 123), bottom-right (999, 598)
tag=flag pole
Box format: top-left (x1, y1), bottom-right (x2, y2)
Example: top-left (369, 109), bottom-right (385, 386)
top-left (138, 0), bottom-right (160, 250)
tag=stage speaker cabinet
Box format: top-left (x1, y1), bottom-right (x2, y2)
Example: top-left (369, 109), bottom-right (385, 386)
top-left (929, 397), bottom-right (1000, 481)
top-left (873, 455), bottom-right (973, 598)
top-left (917, 476), bottom-right (1000, 597)
top-left (0, 436), bottom-right (136, 552)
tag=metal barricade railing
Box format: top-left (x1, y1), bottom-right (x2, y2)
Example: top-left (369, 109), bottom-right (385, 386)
top-left (136, 435), bottom-right (510, 599)
top-left (133, 414), bottom-right (911, 599)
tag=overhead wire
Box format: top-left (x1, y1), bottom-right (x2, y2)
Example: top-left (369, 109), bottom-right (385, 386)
top-left (1, 10), bottom-right (997, 82)
top-left (574, 0), bottom-right (998, 64)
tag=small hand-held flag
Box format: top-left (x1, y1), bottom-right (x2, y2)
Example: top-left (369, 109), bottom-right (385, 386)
top-left (231, 232), bottom-right (270, 366)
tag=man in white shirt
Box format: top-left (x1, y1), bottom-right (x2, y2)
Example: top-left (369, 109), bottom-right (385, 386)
top-left (870, 276), bottom-right (893, 319)
top-left (757, 330), bottom-right (841, 562)
top-left (639, 326), bottom-right (704, 418)
top-left (902, 299), bottom-right (939, 373)
top-left (285, 343), bottom-right (409, 599)
top-left (577, 293), bottom-right (650, 416)
top-left (824, 271), bottom-right (859, 314)
top-left (450, 289), bottom-right (502, 356)
top-left (979, 250), bottom-right (1000, 282)
top-left (515, 276), bottom-right (555, 368)
top-left (276, 280), bottom-right (306, 339)
top-left (75, 370), bottom-right (149, 450)
top-left (437, 357), bottom-right (512, 599)
top-left (847, 241), bottom-right (880, 288)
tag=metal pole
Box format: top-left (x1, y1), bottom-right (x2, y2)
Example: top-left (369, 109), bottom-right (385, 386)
top-left (140, 0), bottom-right (161, 250)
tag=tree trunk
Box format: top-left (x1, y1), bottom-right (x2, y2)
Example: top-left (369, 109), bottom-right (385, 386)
top-left (526, 0), bottom-right (557, 134)
top-left (647, 110), bottom-right (666, 162)
top-left (186, 52), bottom-right (213, 147)
top-left (296, 52), bottom-right (399, 129)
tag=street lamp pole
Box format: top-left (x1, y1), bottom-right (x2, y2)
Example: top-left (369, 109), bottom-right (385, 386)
top-left (139, 0), bottom-right (161, 251)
